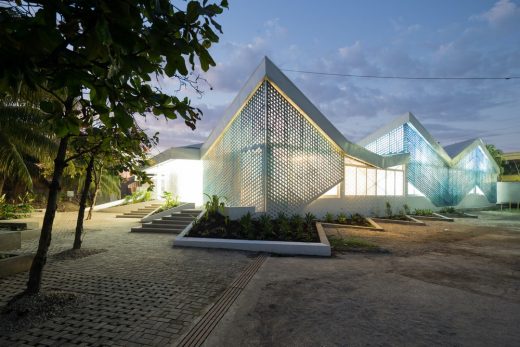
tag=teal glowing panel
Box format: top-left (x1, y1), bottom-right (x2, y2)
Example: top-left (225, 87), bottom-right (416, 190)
top-left (403, 124), bottom-right (451, 206)
top-left (450, 146), bottom-right (497, 204)
top-left (364, 123), bottom-right (498, 206)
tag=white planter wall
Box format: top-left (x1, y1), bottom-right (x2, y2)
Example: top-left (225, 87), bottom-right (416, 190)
top-left (497, 182), bottom-right (520, 204)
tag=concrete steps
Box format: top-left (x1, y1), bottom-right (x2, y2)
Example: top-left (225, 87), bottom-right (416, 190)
top-left (131, 209), bottom-right (202, 234)
top-left (116, 203), bottom-right (161, 218)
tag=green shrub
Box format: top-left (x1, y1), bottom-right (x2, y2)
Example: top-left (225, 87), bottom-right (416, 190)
top-left (239, 212), bottom-right (255, 239)
top-left (385, 201), bottom-right (393, 218)
top-left (123, 190), bottom-right (152, 205)
top-left (204, 193), bottom-right (226, 219)
top-left (161, 191), bottom-right (180, 209)
top-left (336, 212), bottom-right (348, 224)
top-left (351, 213), bottom-right (365, 225)
top-left (413, 209), bottom-right (433, 216)
top-left (304, 212), bottom-right (316, 226)
top-left (258, 214), bottom-right (275, 239)
top-left (276, 212), bottom-right (291, 240)
top-left (439, 206), bottom-right (456, 214)
top-left (0, 193), bottom-right (34, 220)
top-left (403, 204), bottom-right (410, 215)
top-left (324, 212), bottom-right (334, 223)
top-left (290, 214), bottom-right (304, 238)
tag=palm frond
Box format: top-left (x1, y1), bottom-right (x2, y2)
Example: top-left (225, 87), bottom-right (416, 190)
top-left (99, 174), bottom-right (121, 199)
top-left (0, 132), bottom-right (33, 189)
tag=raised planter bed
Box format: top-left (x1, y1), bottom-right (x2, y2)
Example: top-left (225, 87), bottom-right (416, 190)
top-left (174, 212), bottom-right (331, 256)
top-left (411, 212), bottom-right (454, 222)
top-left (0, 253), bottom-right (34, 278)
top-left (321, 217), bottom-right (384, 231)
top-left (372, 215), bottom-right (426, 226)
top-left (0, 221), bottom-right (39, 231)
top-left (442, 212), bottom-right (478, 219)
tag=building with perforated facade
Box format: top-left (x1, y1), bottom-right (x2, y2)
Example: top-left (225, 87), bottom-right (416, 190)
top-left (144, 57), bottom-right (499, 216)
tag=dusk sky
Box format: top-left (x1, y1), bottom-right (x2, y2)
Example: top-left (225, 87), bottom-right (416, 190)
top-left (142, 0), bottom-right (520, 155)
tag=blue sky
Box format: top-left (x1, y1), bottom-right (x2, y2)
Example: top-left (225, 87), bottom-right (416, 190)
top-left (144, 0), bottom-right (520, 154)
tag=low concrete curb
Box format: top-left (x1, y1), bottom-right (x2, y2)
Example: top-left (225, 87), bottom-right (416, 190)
top-left (372, 215), bottom-right (426, 226)
top-left (174, 213), bottom-right (331, 257)
top-left (0, 221), bottom-right (39, 231)
top-left (0, 253), bottom-right (34, 278)
top-left (321, 217), bottom-right (384, 232)
top-left (444, 212), bottom-right (478, 219)
top-left (411, 213), bottom-right (454, 222)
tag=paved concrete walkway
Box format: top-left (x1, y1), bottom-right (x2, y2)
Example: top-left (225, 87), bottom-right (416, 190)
top-left (0, 212), bottom-right (253, 346)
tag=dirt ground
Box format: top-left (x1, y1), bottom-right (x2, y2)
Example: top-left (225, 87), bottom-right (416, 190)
top-left (204, 211), bottom-right (520, 347)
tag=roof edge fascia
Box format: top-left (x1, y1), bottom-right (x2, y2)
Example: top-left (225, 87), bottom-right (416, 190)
top-left (200, 58), bottom-right (268, 157)
top-left (200, 56), bottom-right (393, 168)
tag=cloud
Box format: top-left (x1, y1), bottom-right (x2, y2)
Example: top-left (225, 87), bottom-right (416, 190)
top-left (138, 103), bottom-right (227, 152)
top-left (148, 6), bottom-right (520, 153)
top-left (203, 18), bottom-right (289, 92)
top-left (471, 0), bottom-right (520, 25)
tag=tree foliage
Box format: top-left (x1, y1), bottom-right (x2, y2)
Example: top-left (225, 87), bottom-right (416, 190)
top-left (0, 0), bottom-right (228, 295)
top-left (486, 144), bottom-right (504, 176)
top-left (0, 97), bottom-right (56, 192)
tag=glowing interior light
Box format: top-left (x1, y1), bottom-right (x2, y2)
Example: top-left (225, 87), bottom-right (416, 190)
top-left (145, 159), bottom-right (203, 206)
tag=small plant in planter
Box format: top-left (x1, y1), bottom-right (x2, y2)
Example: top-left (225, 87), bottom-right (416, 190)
top-left (403, 204), bottom-right (410, 215)
top-left (276, 212), bottom-right (292, 240)
top-left (413, 209), bottom-right (433, 216)
top-left (337, 212), bottom-right (348, 224)
top-left (439, 206), bottom-right (456, 214)
top-left (290, 214), bottom-right (305, 240)
top-left (258, 214), bottom-right (276, 240)
top-left (324, 212), bottom-right (334, 223)
top-left (385, 201), bottom-right (393, 218)
top-left (303, 212), bottom-right (316, 241)
top-left (204, 193), bottom-right (226, 219)
top-left (239, 212), bottom-right (255, 239)
top-left (161, 191), bottom-right (180, 209)
top-left (304, 212), bottom-right (316, 226)
top-left (351, 213), bottom-right (365, 225)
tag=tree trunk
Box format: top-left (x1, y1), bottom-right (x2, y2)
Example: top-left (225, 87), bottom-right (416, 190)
top-left (73, 155), bottom-right (95, 250)
top-left (25, 135), bottom-right (69, 295)
top-left (86, 164), bottom-right (103, 220)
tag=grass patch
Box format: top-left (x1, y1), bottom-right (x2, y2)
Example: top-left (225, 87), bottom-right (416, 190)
top-left (328, 236), bottom-right (383, 253)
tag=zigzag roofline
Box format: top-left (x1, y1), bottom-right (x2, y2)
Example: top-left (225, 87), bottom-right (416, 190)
top-left (201, 56), bottom-right (406, 169)
top-left (357, 112), bottom-right (499, 172)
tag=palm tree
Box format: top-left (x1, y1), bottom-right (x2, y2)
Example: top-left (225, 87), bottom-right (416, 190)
top-left (0, 98), bottom-right (56, 195)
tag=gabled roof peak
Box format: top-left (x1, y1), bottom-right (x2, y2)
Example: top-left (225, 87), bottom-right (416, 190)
top-left (200, 56), bottom-right (405, 169)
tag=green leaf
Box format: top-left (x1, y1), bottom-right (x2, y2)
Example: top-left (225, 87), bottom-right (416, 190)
top-left (95, 18), bottom-right (112, 45)
top-left (198, 49), bottom-right (215, 72)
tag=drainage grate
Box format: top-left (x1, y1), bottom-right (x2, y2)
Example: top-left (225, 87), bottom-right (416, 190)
top-left (176, 253), bottom-right (268, 347)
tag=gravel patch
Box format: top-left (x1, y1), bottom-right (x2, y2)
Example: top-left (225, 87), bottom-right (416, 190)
top-left (0, 291), bottom-right (90, 334)
top-left (52, 248), bottom-right (107, 261)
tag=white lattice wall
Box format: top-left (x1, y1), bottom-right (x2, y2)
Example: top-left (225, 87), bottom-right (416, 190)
top-left (203, 80), bottom-right (344, 215)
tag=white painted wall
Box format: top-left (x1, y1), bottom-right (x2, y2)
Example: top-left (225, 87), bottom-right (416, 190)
top-left (304, 195), bottom-right (436, 218)
top-left (497, 182), bottom-right (520, 203)
top-left (145, 159), bottom-right (203, 206)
